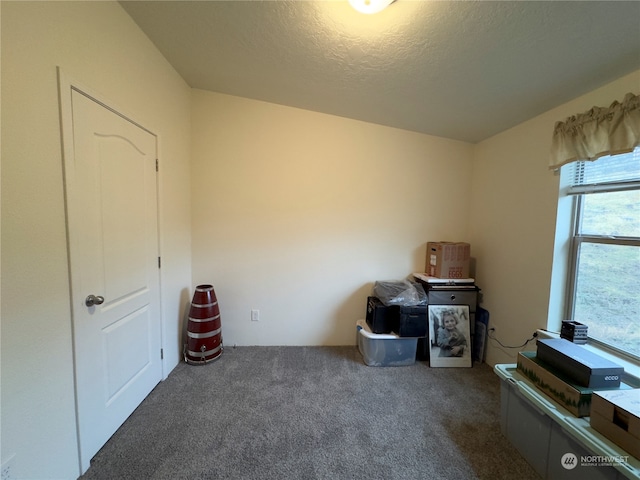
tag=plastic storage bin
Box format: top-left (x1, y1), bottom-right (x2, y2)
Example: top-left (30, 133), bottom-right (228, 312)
top-left (495, 364), bottom-right (637, 480)
top-left (356, 319), bottom-right (417, 367)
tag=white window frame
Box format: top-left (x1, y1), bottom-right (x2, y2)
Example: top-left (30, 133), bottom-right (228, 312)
top-left (563, 154), bottom-right (640, 361)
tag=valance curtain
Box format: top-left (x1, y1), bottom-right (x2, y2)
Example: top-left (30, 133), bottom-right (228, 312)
top-left (549, 92), bottom-right (640, 170)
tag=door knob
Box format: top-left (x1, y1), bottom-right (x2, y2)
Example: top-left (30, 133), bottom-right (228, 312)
top-left (85, 294), bottom-right (105, 307)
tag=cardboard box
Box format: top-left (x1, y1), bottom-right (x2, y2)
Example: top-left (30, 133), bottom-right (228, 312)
top-left (590, 390), bottom-right (640, 458)
top-left (425, 242), bottom-right (470, 279)
top-left (536, 338), bottom-right (624, 388)
top-left (517, 351), bottom-right (594, 417)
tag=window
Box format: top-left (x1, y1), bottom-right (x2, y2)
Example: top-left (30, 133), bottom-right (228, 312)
top-left (564, 147), bottom-right (640, 358)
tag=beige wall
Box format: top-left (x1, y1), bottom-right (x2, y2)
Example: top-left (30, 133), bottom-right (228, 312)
top-left (191, 89), bottom-right (473, 346)
top-left (2, 0), bottom-right (638, 477)
top-left (469, 70), bottom-right (640, 366)
top-left (1, 2), bottom-right (192, 479)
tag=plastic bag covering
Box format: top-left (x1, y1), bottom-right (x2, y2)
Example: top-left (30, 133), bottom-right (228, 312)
top-left (373, 280), bottom-right (427, 306)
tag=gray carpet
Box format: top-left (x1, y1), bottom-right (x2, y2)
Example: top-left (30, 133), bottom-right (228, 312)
top-left (80, 346), bottom-right (540, 480)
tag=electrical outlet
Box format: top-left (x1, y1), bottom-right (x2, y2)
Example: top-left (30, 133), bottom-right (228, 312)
top-left (251, 309), bottom-right (260, 322)
top-left (1, 454), bottom-right (16, 480)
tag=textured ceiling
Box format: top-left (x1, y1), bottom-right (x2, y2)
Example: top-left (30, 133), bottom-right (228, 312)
top-left (120, 0), bottom-right (640, 143)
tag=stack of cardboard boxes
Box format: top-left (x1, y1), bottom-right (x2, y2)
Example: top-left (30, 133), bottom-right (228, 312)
top-left (356, 241), bottom-right (474, 367)
top-left (516, 338), bottom-right (640, 458)
top-left (590, 390), bottom-right (640, 459)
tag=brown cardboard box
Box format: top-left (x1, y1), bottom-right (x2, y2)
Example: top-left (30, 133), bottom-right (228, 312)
top-left (590, 390), bottom-right (640, 458)
top-left (425, 242), bottom-right (470, 279)
top-left (516, 351), bottom-right (593, 417)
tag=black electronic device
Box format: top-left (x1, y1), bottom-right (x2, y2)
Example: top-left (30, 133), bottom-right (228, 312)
top-left (561, 320), bottom-right (588, 344)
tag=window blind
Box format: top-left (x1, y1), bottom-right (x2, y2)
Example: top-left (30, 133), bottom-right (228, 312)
top-left (568, 147), bottom-right (640, 195)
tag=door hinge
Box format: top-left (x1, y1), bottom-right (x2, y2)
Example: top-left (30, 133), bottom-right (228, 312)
top-left (158, 257), bottom-right (161, 268)
top-left (160, 348), bottom-right (164, 360)
top-left (155, 159), bottom-right (159, 172)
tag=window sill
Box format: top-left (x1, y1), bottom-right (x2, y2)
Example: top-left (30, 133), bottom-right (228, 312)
top-left (535, 329), bottom-right (640, 386)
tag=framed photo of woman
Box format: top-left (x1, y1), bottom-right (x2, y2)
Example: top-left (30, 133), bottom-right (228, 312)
top-left (428, 305), bottom-right (472, 367)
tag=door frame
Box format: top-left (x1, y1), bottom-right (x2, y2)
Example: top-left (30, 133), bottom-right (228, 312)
top-left (57, 67), bottom-right (165, 473)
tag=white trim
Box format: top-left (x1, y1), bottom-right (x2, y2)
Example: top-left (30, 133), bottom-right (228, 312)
top-left (56, 66), bottom-right (84, 479)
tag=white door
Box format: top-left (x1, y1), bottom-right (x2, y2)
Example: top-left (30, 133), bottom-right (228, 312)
top-left (63, 88), bottom-right (162, 472)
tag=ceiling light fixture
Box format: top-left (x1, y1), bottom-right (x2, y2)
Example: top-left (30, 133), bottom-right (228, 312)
top-left (348, 0), bottom-right (395, 15)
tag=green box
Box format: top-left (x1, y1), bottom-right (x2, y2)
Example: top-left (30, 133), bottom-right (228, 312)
top-left (517, 351), bottom-right (592, 416)
top-left (516, 351), bottom-right (632, 417)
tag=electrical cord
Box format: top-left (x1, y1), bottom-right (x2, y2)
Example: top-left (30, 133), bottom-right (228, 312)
top-left (487, 328), bottom-right (537, 349)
